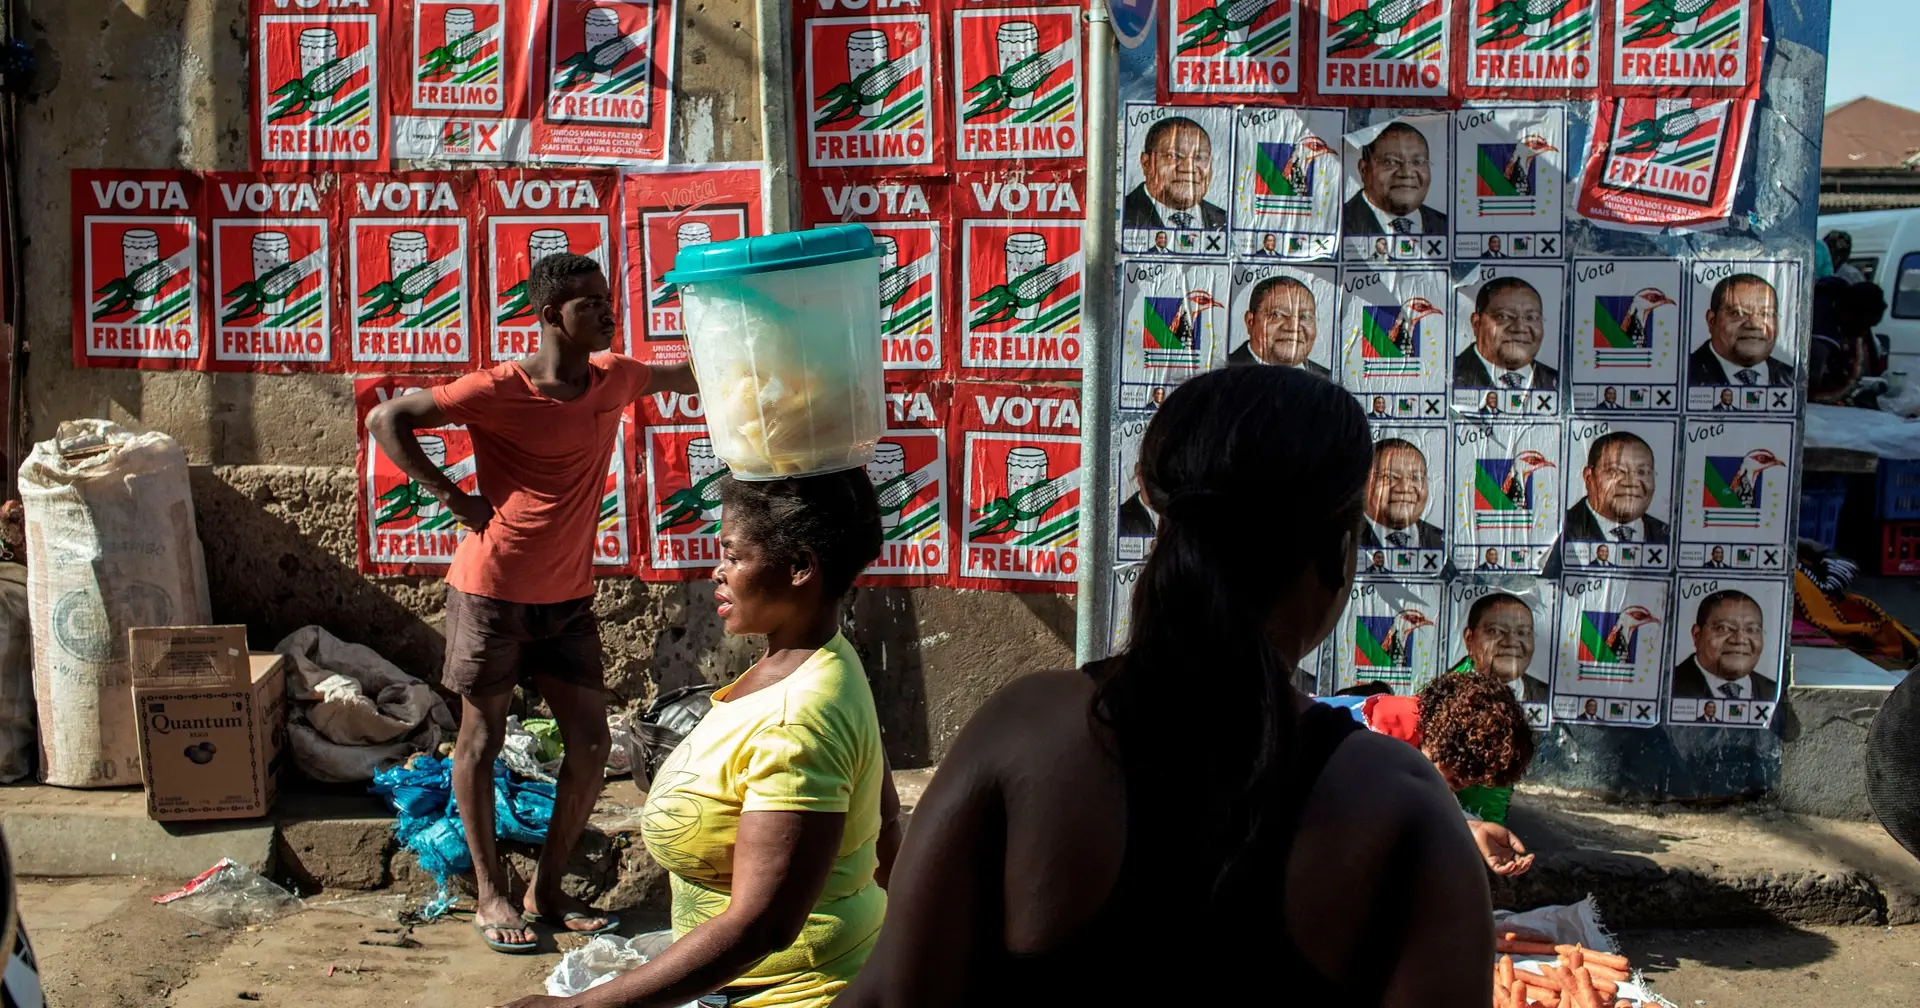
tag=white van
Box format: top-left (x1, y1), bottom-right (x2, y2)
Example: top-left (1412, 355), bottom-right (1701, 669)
top-left (1818, 209), bottom-right (1920, 373)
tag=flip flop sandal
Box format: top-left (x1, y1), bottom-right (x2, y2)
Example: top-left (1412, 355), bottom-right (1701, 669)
top-left (474, 919), bottom-right (540, 954)
top-left (522, 909), bottom-right (622, 936)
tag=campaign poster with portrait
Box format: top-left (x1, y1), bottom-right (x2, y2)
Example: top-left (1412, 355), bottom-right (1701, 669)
top-left (1461, 0), bottom-right (1602, 98)
top-left (1562, 417), bottom-right (1679, 572)
top-left (860, 382), bottom-right (951, 587)
top-left (1339, 267), bottom-right (1450, 421)
top-left (1607, 0), bottom-right (1763, 99)
top-left (477, 169), bottom-right (618, 366)
top-left (1450, 105), bottom-right (1567, 260)
top-left (953, 4), bottom-right (1084, 165)
top-left (343, 172), bottom-right (480, 372)
top-left (1576, 97), bottom-right (1754, 233)
top-left (1359, 424), bottom-right (1449, 580)
top-left (637, 384), bottom-right (722, 580)
top-left (1164, 0), bottom-right (1301, 100)
top-left (801, 175), bottom-right (949, 376)
top-left (1677, 418), bottom-right (1795, 574)
top-left (1333, 580), bottom-right (1444, 696)
top-left (1550, 574), bottom-right (1671, 728)
top-left (1341, 114), bottom-right (1451, 263)
top-left (798, 10), bottom-right (944, 173)
top-left (1227, 261), bottom-right (1338, 377)
top-left (250, 1), bottom-right (388, 169)
top-left (1110, 561), bottom-right (1142, 655)
top-left (528, 0), bottom-right (677, 165)
top-left (1118, 259), bottom-right (1229, 410)
top-left (1113, 412), bottom-right (1157, 563)
top-left (1667, 575), bottom-right (1786, 729)
top-left (619, 164), bottom-right (770, 367)
top-left (388, 0), bottom-right (537, 162)
top-left (1231, 106), bottom-right (1345, 260)
top-left (205, 172), bottom-right (336, 371)
top-left (1449, 421), bottom-right (1565, 574)
top-left (1444, 578), bottom-right (1557, 729)
top-left (1683, 258), bottom-right (1800, 414)
top-left (1315, 0), bottom-right (1452, 103)
top-left (1569, 257), bottom-right (1685, 412)
top-left (1121, 103), bottom-right (1234, 259)
top-left (1450, 263), bottom-right (1565, 416)
top-left (957, 171), bottom-right (1086, 379)
top-left (71, 170), bottom-right (207, 370)
top-left (952, 381), bottom-right (1082, 592)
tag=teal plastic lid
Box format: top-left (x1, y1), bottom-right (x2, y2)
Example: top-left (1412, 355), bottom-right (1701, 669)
top-left (663, 223), bottom-right (881, 283)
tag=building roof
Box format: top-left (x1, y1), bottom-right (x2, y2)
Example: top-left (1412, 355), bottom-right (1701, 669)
top-left (1824, 97), bottom-right (1920, 170)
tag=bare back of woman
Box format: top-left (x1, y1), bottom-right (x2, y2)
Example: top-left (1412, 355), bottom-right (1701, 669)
top-left (838, 367), bottom-right (1493, 1007)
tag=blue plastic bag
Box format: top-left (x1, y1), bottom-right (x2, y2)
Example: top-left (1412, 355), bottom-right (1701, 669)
top-left (370, 756), bottom-right (556, 920)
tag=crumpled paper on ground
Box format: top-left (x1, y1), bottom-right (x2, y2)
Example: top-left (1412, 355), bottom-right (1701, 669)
top-left (275, 626), bottom-right (456, 782)
top-left (500, 713), bottom-right (639, 784)
top-left (1496, 897), bottom-right (1675, 1007)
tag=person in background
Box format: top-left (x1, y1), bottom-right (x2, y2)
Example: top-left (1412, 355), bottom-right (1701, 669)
top-left (1321, 672), bottom-right (1536, 877)
top-left (1825, 230), bottom-right (1866, 284)
top-left (500, 471), bottom-right (902, 1008)
top-left (837, 367), bottom-right (1493, 1007)
top-left (369, 254), bottom-right (699, 955)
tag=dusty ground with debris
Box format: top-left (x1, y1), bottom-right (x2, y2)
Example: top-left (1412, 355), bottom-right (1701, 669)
top-left (19, 876), bottom-right (1920, 1006)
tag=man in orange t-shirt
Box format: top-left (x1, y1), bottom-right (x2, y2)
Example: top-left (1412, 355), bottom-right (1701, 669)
top-left (367, 254), bottom-right (696, 953)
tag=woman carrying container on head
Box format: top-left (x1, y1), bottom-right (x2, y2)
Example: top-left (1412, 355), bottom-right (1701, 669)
top-left (837, 366), bottom-right (1493, 1008)
top-left (494, 470), bottom-right (902, 1008)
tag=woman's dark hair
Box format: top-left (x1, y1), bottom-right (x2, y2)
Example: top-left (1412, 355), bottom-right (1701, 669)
top-left (1418, 671), bottom-right (1535, 788)
top-left (718, 468), bottom-right (882, 599)
top-left (1097, 366), bottom-right (1371, 906)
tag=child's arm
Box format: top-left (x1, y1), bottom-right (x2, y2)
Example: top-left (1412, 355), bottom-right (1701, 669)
top-left (365, 390), bottom-right (494, 531)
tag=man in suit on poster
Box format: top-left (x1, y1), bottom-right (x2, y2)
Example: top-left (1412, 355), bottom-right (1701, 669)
top-left (1454, 277), bottom-right (1559, 391)
top-left (1688, 273), bottom-right (1797, 387)
top-left (1449, 592), bottom-right (1550, 703)
top-left (1343, 122), bottom-right (1448, 237)
top-left (1361, 438), bottom-right (1444, 549)
top-left (1124, 117), bottom-right (1228, 231)
top-left (1672, 589), bottom-right (1777, 702)
top-left (1229, 275), bottom-right (1331, 377)
top-left (1565, 430), bottom-right (1670, 546)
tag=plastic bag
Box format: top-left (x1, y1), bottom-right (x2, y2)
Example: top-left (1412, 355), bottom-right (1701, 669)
top-left (637, 684), bottom-right (719, 783)
top-left (545, 932), bottom-right (697, 1003)
top-left (369, 756), bottom-right (555, 920)
top-left (153, 858), bottom-right (304, 928)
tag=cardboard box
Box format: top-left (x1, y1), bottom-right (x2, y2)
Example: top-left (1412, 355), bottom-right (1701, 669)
top-left (130, 626), bottom-right (286, 822)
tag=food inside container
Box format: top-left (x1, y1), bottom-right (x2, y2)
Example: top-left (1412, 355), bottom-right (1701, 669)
top-left (667, 224), bottom-right (886, 480)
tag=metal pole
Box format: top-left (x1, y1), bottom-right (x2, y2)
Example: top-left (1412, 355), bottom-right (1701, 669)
top-left (756, 0), bottom-right (798, 230)
top-left (1073, 4), bottom-right (1118, 667)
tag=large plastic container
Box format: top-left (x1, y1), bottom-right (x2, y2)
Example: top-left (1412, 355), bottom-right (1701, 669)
top-left (666, 224), bottom-right (886, 480)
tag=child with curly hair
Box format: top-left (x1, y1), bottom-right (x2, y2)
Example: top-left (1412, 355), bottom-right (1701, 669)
top-left (1324, 671), bottom-right (1536, 877)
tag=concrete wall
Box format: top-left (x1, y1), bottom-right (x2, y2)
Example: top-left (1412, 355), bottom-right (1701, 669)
top-left (15, 0), bottom-right (1069, 767)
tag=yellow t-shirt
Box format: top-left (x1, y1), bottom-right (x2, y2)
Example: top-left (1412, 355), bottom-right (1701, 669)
top-left (639, 634), bottom-right (886, 1007)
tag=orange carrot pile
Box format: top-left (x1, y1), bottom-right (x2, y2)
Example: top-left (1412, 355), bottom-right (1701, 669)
top-left (1491, 937), bottom-right (1636, 1008)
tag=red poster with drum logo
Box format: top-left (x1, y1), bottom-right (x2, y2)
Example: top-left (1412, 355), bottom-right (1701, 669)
top-left (204, 173), bottom-right (341, 372)
top-left (354, 375), bottom-right (639, 575)
top-left (249, 0), bottom-right (391, 169)
top-left (953, 4), bottom-right (1084, 165)
top-left (1458, 0), bottom-right (1605, 99)
top-left (1606, 0), bottom-right (1761, 98)
top-left (635, 384), bottom-right (722, 580)
top-left (795, 2), bottom-right (947, 175)
top-left (1314, 0), bottom-right (1454, 105)
top-left (528, 0), bottom-right (677, 164)
top-left (1162, 0), bottom-right (1302, 101)
top-left (1575, 96), bottom-right (1752, 231)
top-left (342, 171), bottom-right (482, 372)
top-left (476, 168), bottom-right (621, 365)
top-left (955, 170), bottom-right (1086, 380)
top-left (70, 170), bottom-right (208, 370)
top-left (387, 0), bottom-right (540, 161)
top-left (619, 165), bottom-right (769, 367)
top-left (859, 380), bottom-right (952, 587)
top-left (951, 380), bottom-right (1081, 593)
top-left (799, 174), bottom-right (951, 378)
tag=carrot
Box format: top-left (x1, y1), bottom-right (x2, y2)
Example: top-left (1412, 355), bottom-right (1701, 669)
top-left (1504, 927), bottom-right (1556, 943)
top-left (1525, 988), bottom-right (1561, 1008)
top-left (1562, 945), bottom-right (1584, 971)
top-left (1498, 955), bottom-right (1515, 991)
top-left (1498, 940), bottom-right (1562, 956)
top-left (1586, 963), bottom-right (1628, 982)
top-left (1558, 945), bottom-right (1628, 971)
top-left (1569, 966), bottom-right (1601, 1008)
top-left (1533, 963), bottom-right (1564, 988)
top-left (1507, 978), bottom-right (1526, 1008)
top-left (1591, 976), bottom-right (1618, 998)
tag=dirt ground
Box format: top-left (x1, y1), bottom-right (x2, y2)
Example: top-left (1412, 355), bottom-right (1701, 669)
top-left (17, 877), bottom-right (1920, 1006)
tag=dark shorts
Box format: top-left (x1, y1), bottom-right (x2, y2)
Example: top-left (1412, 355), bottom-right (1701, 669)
top-left (441, 586), bottom-right (605, 697)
